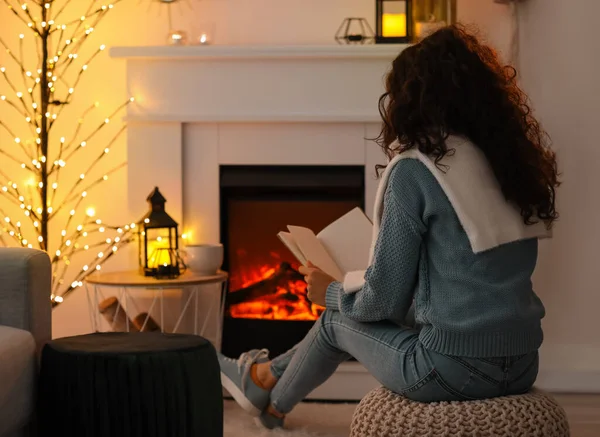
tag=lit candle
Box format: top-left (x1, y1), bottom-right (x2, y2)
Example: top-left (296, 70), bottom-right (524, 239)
top-left (198, 33), bottom-right (210, 45)
top-left (382, 13), bottom-right (407, 37)
top-left (168, 30), bottom-right (188, 46)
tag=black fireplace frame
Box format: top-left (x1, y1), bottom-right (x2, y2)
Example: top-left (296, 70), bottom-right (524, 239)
top-left (219, 165), bottom-right (365, 358)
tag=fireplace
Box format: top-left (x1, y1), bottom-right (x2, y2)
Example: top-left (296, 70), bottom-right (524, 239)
top-left (220, 165), bottom-right (364, 358)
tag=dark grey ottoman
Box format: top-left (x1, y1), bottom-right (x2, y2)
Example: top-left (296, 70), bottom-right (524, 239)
top-left (38, 332), bottom-right (222, 437)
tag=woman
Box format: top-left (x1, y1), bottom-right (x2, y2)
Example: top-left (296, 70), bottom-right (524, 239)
top-left (218, 25), bottom-right (559, 429)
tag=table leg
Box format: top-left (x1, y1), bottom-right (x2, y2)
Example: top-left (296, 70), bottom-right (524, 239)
top-left (173, 287), bottom-right (195, 333)
top-left (140, 292), bottom-right (159, 332)
top-left (94, 285), bottom-right (100, 332)
top-left (85, 283), bottom-right (94, 332)
top-left (194, 286), bottom-right (199, 336)
top-left (124, 287), bottom-right (130, 333)
top-left (160, 288), bottom-right (164, 333)
top-left (200, 288), bottom-right (214, 337)
top-left (217, 280), bottom-right (228, 351)
top-left (111, 288), bottom-right (125, 332)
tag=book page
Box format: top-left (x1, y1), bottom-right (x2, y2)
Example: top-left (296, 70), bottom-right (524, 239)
top-left (316, 207), bottom-right (372, 274)
top-left (286, 226), bottom-right (344, 281)
top-left (277, 232), bottom-right (307, 265)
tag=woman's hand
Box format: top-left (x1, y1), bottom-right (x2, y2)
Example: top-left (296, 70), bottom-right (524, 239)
top-left (298, 261), bottom-right (336, 307)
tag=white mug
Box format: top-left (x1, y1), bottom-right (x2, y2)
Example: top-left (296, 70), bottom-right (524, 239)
top-left (183, 244), bottom-right (223, 275)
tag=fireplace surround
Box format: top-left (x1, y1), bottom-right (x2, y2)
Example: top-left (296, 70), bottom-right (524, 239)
top-left (113, 44), bottom-right (405, 400)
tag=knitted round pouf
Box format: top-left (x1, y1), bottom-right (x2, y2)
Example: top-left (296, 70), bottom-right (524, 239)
top-left (350, 387), bottom-right (570, 437)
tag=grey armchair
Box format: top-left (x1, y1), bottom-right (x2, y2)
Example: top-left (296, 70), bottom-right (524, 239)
top-left (0, 248), bottom-right (51, 437)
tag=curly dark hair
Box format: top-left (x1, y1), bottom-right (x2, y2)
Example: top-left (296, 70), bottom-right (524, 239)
top-left (376, 24), bottom-right (559, 227)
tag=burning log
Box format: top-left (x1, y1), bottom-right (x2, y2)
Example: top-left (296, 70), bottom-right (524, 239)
top-left (227, 262), bottom-right (304, 305)
top-left (227, 261), bottom-right (324, 320)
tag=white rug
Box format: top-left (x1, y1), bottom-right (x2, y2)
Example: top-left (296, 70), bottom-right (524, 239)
top-left (224, 400), bottom-right (357, 437)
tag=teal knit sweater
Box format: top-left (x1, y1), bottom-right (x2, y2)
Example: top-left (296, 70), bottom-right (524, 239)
top-left (325, 158), bottom-right (545, 358)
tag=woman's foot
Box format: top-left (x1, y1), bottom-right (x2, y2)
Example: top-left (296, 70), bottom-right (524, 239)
top-left (218, 349), bottom-right (271, 415)
top-left (258, 404), bottom-right (286, 429)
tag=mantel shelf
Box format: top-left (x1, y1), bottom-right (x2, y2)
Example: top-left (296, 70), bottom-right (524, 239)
top-left (123, 113), bottom-right (382, 124)
top-left (110, 44), bottom-right (408, 60)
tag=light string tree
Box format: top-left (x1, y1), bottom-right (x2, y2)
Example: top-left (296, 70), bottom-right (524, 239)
top-left (0, 0), bottom-right (137, 307)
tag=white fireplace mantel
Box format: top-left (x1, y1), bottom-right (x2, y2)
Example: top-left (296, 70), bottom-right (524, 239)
top-left (111, 44), bottom-right (408, 60)
top-left (111, 44), bottom-right (406, 125)
top-left (112, 44), bottom-right (405, 400)
top-left (112, 44), bottom-right (405, 235)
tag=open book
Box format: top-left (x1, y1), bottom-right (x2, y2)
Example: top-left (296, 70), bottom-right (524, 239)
top-left (277, 207), bottom-right (373, 282)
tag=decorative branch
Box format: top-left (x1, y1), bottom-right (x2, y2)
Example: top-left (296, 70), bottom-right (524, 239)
top-left (1, 0), bottom-right (39, 33)
top-left (0, 0), bottom-right (136, 306)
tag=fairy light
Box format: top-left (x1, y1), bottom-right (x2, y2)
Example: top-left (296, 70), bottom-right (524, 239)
top-left (0, 0), bottom-right (130, 306)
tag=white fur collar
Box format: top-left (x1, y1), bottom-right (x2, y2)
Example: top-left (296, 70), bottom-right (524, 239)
top-left (343, 136), bottom-right (551, 293)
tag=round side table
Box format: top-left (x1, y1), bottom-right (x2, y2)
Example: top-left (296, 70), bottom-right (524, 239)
top-left (84, 270), bottom-right (228, 346)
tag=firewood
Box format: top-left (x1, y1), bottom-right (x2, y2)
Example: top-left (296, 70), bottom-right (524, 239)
top-left (226, 262), bottom-right (304, 305)
top-left (132, 313), bottom-right (161, 332)
top-left (98, 296), bottom-right (139, 332)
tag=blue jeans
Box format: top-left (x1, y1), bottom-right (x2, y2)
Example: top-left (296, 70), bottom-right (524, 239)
top-left (269, 309), bottom-right (539, 414)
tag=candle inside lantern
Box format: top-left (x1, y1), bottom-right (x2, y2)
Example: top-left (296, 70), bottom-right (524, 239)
top-left (147, 238), bottom-right (170, 269)
top-left (382, 13), bottom-right (407, 37)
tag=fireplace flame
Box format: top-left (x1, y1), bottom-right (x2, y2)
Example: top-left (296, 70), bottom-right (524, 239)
top-left (228, 262), bottom-right (324, 321)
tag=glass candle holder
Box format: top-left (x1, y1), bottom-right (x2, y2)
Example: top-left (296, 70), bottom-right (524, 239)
top-left (195, 22), bottom-right (215, 45)
top-left (167, 30), bottom-right (188, 46)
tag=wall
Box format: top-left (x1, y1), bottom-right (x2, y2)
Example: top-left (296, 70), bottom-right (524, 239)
top-left (0, 2), bottom-right (518, 339)
top-left (519, 0), bottom-right (600, 389)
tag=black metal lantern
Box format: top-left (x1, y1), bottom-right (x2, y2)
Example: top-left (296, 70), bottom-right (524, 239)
top-left (375, 0), bottom-right (413, 44)
top-left (138, 187), bottom-right (182, 278)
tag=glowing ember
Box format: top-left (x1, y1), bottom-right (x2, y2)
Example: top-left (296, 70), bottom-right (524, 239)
top-left (228, 261), bottom-right (324, 321)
